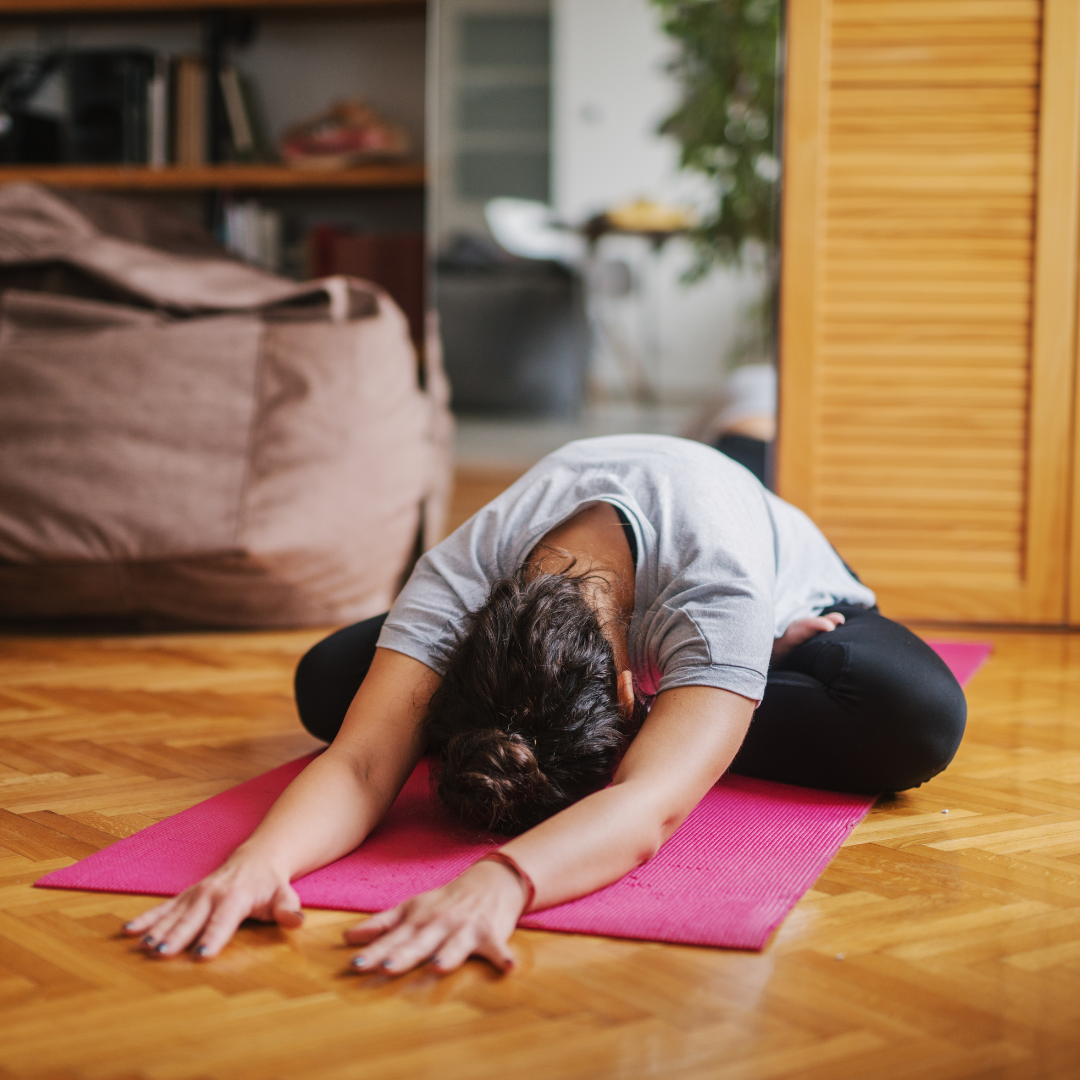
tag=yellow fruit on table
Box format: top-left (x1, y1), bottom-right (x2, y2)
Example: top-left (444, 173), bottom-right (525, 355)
top-left (605, 199), bottom-right (695, 233)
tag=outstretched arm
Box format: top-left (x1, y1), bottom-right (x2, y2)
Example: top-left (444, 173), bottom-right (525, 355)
top-left (345, 684), bottom-right (756, 975)
top-left (124, 648), bottom-right (440, 958)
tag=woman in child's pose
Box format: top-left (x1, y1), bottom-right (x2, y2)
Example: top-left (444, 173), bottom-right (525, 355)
top-left (125, 436), bottom-right (965, 973)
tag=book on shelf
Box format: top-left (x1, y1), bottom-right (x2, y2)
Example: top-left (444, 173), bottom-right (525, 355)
top-left (147, 56), bottom-right (169, 168)
top-left (308, 226), bottom-right (425, 344)
top-left (223, 199), bottom-right (282, 273)
top-left (65, 50), bottom-right (155, 164)
top-left (219, 65), bottom-right (272, 163)
top-left (219, 66), bottom-right (255, 160)
top-left (172, 56), bottom-right (207, 167)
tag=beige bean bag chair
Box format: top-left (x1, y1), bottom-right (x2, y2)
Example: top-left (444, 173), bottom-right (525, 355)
top-left (0, 184), bottom-right (452, 627)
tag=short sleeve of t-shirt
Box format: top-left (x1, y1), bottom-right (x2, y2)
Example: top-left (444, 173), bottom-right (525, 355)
top-left (612, 445), bottom-right (777, 701)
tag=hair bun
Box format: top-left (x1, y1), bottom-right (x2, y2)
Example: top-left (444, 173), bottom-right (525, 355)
top-left (437, 728), bottom-right (549, 831)
top-left (423, 571), bottom-right (631, 834)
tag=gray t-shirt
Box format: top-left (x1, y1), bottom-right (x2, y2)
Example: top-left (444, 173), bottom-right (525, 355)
top-left (379, 435), bottom-right (875, 702)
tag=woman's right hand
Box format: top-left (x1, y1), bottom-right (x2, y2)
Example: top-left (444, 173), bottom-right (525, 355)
top-left (121, 852), bottom-right (304, 959)
top-left (771, 611), bottom-right (845, 662)
top-left (118, 651), bottom-right (438, 961)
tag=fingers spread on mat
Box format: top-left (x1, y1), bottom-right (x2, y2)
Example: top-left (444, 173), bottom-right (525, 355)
top-left (150, 895), bottom-right (214, 956)
top-left (122, 897), bottom-right (178, 938)
top-left (192, 894), bottom-right (255, 959)
top-left (343, 906), bottom-right (404, 945)
top-left (270, 884), bottom-right (305, 928)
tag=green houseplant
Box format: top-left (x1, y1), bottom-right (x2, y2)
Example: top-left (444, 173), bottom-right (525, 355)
top-left (652, 0), bottom-right (782, 274)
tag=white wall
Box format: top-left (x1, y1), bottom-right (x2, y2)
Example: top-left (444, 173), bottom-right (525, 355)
top-left (552, 0), bottom-right (765, 403)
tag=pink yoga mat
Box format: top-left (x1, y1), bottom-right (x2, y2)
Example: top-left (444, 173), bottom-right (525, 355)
top-left (923, 639), bottom-right (991, 687)
top-left (37, 639), bottom-right (991, 950)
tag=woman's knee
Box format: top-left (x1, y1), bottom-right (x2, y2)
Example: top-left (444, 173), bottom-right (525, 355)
top-left (294, 640), bottom-right (343, 742)
top-left (862, 652), bottom-right (967, 791)
top-left (293, 613), bottom-right (389, 743)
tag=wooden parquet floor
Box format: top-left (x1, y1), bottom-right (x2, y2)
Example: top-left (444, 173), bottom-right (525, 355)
top-left (2, 620), bottom-right (1080, 1078)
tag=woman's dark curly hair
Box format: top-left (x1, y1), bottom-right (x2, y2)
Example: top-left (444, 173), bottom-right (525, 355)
top-left (424, 569), bottom-right (641, 835)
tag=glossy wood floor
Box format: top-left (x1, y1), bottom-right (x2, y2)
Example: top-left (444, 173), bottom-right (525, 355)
top-left (1, 484), bottom-right (1079, 1077)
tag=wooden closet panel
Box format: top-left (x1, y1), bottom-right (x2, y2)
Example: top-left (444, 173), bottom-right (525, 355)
top-left (778, 0), bottom-right (1080, 623)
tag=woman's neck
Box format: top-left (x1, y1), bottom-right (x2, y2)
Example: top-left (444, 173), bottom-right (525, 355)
top-left (527, 502), bottom-right (635, 670)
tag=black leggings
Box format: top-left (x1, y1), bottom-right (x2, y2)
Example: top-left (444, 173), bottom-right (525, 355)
top-left (294, 604), bottom-right (966, 794)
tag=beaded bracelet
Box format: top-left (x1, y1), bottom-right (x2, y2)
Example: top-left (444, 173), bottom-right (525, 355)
top-left (478, 850), bottom-right (536, 913)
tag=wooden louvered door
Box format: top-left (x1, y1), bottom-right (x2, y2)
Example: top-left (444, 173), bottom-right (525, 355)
top-left (778, 0), bottom-right (1080, 624)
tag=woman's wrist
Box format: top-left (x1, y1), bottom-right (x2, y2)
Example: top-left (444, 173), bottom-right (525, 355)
top-left (228, 840), bottom-right (293, 883)
top-left (477, 851), bottom-right (536, 914)
top-left (464, 858), bottom-right (531, 918)
top-left (456, 861), bottom-right (522, 918)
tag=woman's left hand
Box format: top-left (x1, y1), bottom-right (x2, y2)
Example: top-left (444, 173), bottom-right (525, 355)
top-left (344, 859), bottom-right (527, 976)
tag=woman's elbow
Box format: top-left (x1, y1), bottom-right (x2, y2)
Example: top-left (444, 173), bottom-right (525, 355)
top-left (610, 778), bottom-right (698, 866)
top-left (634, 811), bottom-right (686, 866)
top-left (633, 834), bottom-right (663, 867)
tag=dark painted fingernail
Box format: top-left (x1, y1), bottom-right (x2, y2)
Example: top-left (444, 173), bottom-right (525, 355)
top-left (430, 956), bottom-right (442, 966)
top-left (351, 956), bottom-right (368, 968)
top-left (124, 921), bottom-right (136, 931)
top-left (142, 935), bottom-right (155, 946)
top-left (155, 941), bottom-right (168, 954)
top-left (195, 945), bottom-right (209, 958)
top-left (381, 959), bottom-right (394, 970)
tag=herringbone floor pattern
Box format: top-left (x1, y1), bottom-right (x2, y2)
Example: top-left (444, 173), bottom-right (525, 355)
top-left (2, 617), bottom-right (1080, 1075)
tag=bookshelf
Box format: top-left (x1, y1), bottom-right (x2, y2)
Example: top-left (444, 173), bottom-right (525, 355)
top-left (0, 0), bottom-right (428, 296)
top-left (0, 0), bottom-right (427, 189)
top-left (0, 162), bottom-right (426, 189)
